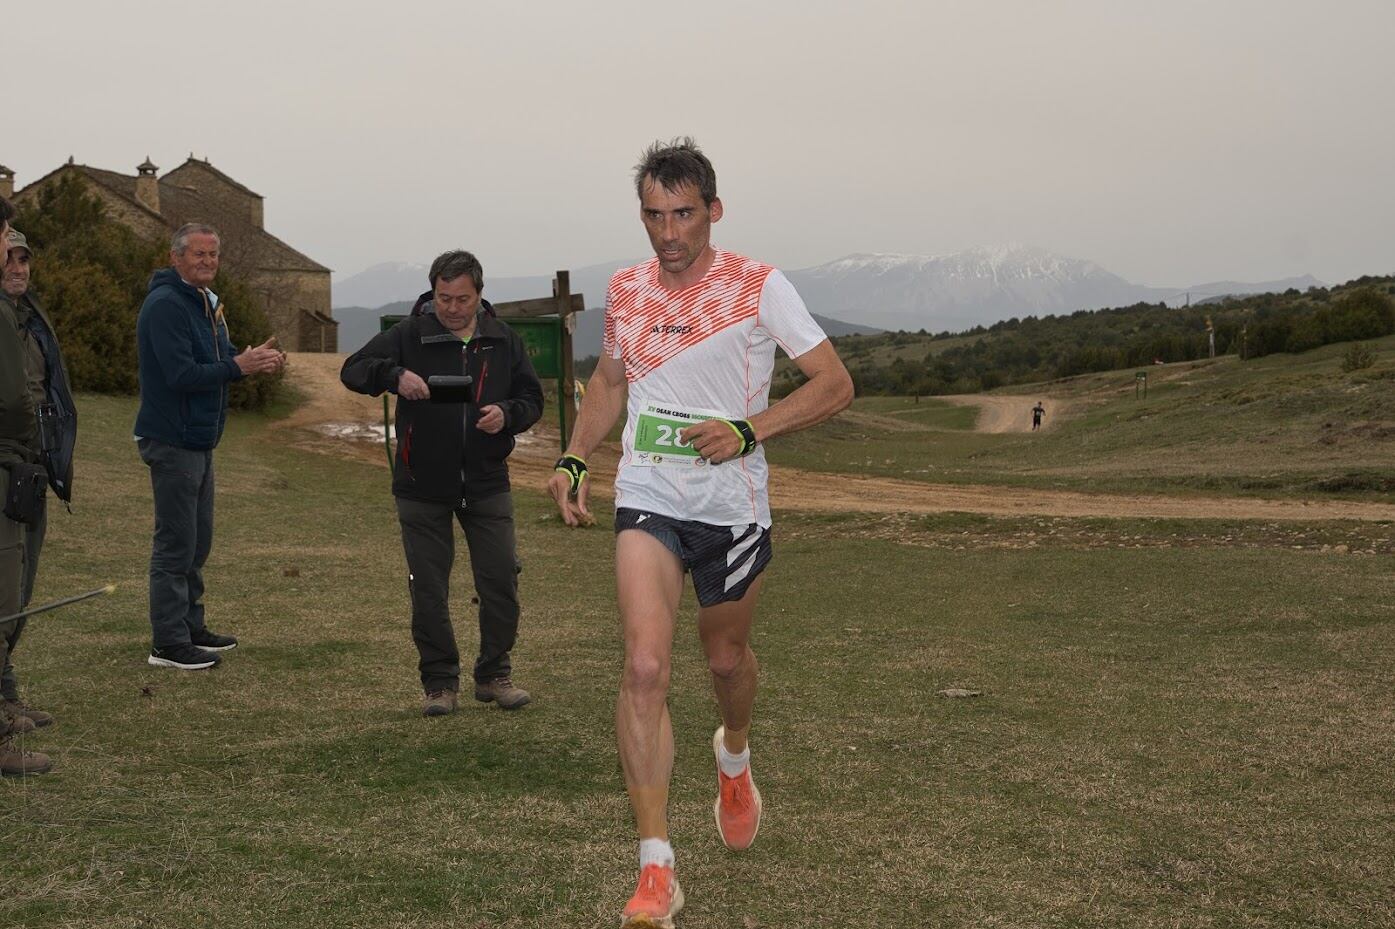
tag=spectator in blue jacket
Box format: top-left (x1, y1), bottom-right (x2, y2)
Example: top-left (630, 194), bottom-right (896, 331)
top-left (135, 223), bottom-right (284, 671)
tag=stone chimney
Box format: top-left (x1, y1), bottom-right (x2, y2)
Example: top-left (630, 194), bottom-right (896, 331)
top-left (0, 165), bottom-right (13, 200)
top-left (135, 157), bottom-right (160, 213)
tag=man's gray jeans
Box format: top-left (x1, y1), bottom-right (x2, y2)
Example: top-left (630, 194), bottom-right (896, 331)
top-left (138, 439), bottom-right (215, 650)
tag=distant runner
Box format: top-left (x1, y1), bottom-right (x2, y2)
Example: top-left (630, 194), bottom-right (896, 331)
top-left (1032, 401), bottom-right (1046, 431)
top-left (548, 138), bottom-right (853, 928)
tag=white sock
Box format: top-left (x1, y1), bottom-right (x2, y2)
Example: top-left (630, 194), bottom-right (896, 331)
top-left (718, 742), bottom-right (750, 777)
top-left (639, 838), bottom-right (674, 869)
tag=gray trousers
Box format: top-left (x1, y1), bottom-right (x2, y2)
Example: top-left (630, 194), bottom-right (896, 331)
top-left (395, 492), bottom-right (520, 692)
top-left (138, 439), bottom-right (215, 650)
top-left (0, 494), bottom-right (45, 701)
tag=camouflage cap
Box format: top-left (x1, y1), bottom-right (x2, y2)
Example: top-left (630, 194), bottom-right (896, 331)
top-left (5, 228), bottom-right (32, 256)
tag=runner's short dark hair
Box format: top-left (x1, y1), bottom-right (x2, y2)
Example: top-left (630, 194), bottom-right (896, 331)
top-left (0, 196), bottom-right (15, 226)
top-left (430, 250), bottom-right (483, 292)
top-left (634, 137), bottom-right (718, 206)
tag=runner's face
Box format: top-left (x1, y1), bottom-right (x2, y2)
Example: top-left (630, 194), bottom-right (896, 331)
top-left (639, 178), bottom-right (722, 281)
top-left (0, 223), bottom-right (9, 266)
top-left (3, 247), bottom-right (30, 299)
top-left (434, 274), bottom-right (480, 333)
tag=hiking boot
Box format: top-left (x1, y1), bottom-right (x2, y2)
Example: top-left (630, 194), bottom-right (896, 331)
top-left (2, 700), bottom-right (35, 734)
top-left (713, 726), bottom-right (762, 851)
top-left (422, 689), bottom-right (458, 717)
top-left (148, 644), bottom-right (221, 670)
top-left (474, 677), bottom-right (531, 710)
top-left (190, 628), bottom-right (239, 651)
top-left (620, 863), bottom-right (683, 929)
top-left (3, 698), bottom-right (48, 729)
top-left (0, 733), bottom-right (52, 776)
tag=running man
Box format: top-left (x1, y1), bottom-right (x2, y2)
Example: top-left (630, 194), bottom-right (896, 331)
top-left (1031, 401), bottom-right (1046, 431)
top-left (548, 138), bottom-right (853, 928)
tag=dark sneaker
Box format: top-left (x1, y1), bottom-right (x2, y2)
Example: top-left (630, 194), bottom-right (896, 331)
top-left (3, 698), bottom-right (51, 728)
top-left (0, 733), bottom-right (53, 776)
top-left (422, 689), bottom-right (458, 717)
top-left (473, 677), bottom-right (531, 710)
top-left (148, 644), bottom-right (221, 670)
top-left (190, 628), bottom-right (238, 651)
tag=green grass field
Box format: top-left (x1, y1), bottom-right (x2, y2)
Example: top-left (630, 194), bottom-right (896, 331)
top-left (766, 334), bottom-right (1395, 499)
top-left (3, 368), bottom-right (1393, 926)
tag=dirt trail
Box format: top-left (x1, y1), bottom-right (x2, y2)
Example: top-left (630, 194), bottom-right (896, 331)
top-left (276, 354), bottom-right (1395, 523)
top-left (941, 394), bottom-right (1066, 433)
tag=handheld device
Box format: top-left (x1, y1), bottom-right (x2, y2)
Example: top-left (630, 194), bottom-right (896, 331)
top-left (426, 374), bottom-right (474, 403)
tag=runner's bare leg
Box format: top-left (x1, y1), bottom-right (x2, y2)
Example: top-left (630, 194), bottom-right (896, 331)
top-left (616, 529), bottom-right (685, 840)
top-left (698, 576), bottom-right (764, 755)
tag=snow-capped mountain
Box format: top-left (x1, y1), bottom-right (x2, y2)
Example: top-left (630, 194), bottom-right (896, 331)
top-left (332, 246), bottom-right (1322, 353)
top-left (786, 245), bottom-right (1321, 332)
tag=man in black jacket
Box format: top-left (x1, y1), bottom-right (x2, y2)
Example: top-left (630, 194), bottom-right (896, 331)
top-left (1, 229), bottom-right (78, 737)
top-left (341, 250), bottom-right (544, 715)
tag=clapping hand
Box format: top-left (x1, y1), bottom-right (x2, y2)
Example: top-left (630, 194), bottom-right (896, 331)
top-left (236, 337), bottom-right (286, 376)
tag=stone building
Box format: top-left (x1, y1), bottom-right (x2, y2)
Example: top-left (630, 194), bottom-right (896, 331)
top-left (1, 157), bottom-right (337, 352)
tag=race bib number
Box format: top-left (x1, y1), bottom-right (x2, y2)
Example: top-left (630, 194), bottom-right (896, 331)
top-left (631, 403), bottom-right (724, 468)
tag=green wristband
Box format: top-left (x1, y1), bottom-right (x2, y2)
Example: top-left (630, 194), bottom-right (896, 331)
top-left (723, 419), bottom-right (758, 457)
top-left (554, 454), bottom-right (588, 495)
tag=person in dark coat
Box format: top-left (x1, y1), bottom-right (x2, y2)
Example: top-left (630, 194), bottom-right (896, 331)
top-left (0, 199), bottom-right (54, 776)
top-left (0, 229), bottom-right (78, 738)
top-left (341, 250), bottom-right (543, 716)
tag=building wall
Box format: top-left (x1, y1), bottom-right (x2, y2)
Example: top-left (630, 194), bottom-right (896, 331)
top-left (247, 268), bottom-right (331, 352)
top-left (163, 162), bottom-right (262, 230)
top-left (16, 171), bottom-right (169, 244)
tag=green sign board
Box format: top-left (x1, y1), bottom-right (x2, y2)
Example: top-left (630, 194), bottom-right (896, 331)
top-left (380, 313), bottom-right (561, 379)
top-left (506, 317), bottom-right (563, 379)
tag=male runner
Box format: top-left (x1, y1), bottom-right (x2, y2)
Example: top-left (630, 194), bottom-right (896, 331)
top-left (548, 138), bottom-right (853, 928)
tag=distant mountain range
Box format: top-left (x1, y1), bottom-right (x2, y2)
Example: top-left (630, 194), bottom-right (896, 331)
top-left (331, 246), bottom-right (1321, 356)
top-left (782, 246), bottom-right (1321, 333)
top-left (331, 259), bottom-right (879, 355)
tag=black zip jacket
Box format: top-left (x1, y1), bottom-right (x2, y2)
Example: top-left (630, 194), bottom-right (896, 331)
top-left (339, 301), bottom-right (544, 505)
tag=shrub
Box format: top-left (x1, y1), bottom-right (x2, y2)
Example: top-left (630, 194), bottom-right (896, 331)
top-left (1340, 342), bottom-right (1376, 373)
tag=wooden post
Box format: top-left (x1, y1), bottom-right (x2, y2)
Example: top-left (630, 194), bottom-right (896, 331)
top-left (554, 270), bottom-right (576, 446)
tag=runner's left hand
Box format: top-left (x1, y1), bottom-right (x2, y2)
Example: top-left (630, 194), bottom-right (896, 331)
top-left (680, 419), bottom-right (743, 464)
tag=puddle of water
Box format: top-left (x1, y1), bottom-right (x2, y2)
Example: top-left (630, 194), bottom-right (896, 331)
top-left (313, 422), bottom-right (542, 446)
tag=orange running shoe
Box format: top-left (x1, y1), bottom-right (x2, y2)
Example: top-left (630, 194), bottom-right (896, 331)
top-left (620, 863), bottom-right (684, 928)
top-left (712, 726), bottom-right (762, 851)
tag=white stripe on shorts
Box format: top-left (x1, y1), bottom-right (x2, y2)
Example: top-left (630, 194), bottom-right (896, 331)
top-left (725, 524), bottom-right (758, 588)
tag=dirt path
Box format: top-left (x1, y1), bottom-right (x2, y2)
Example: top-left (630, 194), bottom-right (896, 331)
top-left (941, 394), bottom-right (1066, 433)
top-left (277, 354), bottom-right (1395, 523)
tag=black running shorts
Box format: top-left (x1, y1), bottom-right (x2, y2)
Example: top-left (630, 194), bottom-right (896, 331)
top-left (615, 507), bottom-right (772, 607)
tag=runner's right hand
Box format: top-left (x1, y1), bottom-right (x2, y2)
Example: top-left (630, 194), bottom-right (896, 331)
top-left (549, 454), bottom-right (591, 527)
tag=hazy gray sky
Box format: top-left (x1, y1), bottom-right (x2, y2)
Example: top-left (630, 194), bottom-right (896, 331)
top-left (9, 1), bottom-right (1393, 287)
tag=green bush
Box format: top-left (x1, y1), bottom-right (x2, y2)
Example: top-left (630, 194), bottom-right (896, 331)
top-left (1340, 342), bottom-right (1376, 373)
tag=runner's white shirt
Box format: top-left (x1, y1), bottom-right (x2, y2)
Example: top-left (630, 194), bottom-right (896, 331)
top-left (604, 248), bottom-right (827, 527)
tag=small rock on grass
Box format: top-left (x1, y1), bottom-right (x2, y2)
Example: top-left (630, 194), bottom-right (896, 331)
top-left (938, 688), bottom-right (982, 698)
